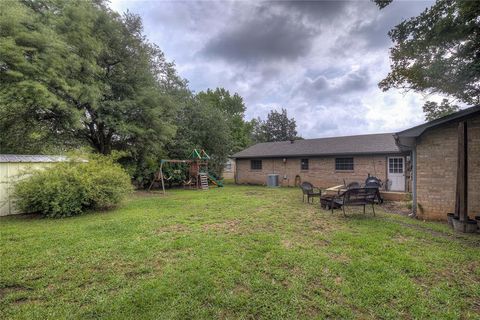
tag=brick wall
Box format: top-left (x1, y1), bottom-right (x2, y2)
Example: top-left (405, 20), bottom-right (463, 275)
top-left (415, 114), bottom-right (480, 220)
top-left (470, 116), bottom-right (480, 218)
top-left (235, 155), bottom-right (398, 189)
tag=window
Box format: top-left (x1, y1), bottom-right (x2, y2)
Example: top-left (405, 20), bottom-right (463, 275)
top-left (250, 159), bottom-right (262, 170)
top-left (224, 161), bottom-right (232, 171)
top-left (388, 158), bottom-right (403, 173)
top-left (301, 158), bottom-right (309, 170)
top-left (335, 157), bottom-right (354, 171)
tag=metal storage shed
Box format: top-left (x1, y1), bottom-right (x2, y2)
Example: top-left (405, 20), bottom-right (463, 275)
top-left (0, 155), bottom-right (66, 216)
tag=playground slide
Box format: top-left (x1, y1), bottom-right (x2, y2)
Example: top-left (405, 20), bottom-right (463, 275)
top-left (208, 174), bottom-right (224, 187)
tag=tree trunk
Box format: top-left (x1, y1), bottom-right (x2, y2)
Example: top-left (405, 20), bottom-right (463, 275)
top-left (85, 122), bottom-right (113, 155)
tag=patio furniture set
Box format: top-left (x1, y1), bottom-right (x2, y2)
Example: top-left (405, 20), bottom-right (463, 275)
top-left (300, 176), bottom-right (383, 216)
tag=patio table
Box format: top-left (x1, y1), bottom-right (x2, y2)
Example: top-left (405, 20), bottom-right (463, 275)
top-left (320, 184), bottom-right (345, 210)
top-left (324, 184), bottom-right (346, 195)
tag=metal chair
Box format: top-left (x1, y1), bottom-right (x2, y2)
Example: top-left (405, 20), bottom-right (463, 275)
top-left (300, 182), bottom-right (322, 203)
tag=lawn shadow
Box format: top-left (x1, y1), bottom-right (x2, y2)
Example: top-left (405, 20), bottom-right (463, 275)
top-left (0, 212), bottom-right (44, 221)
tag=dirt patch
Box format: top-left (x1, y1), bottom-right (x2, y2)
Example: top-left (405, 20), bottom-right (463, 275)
top-left (472, 298), bottom-right (480, 315)
top-left (0, 284), bottom-right (32, 300)
top-left (156, 224), bottom-right (190, 234)
top-left (309, 217), bottom-right (338, 233)
top-left (244, 191), bottom-right (268, 197)
top-left (239, 220), bottom-right (276, 234)
top-left (381, 201), bottom-right (411, 216)
top-left (382, 217), bottom-right (480, 247)
top-left (11, 297), bottom-right (29, 305)
top-left (291, 211), bottom-right (340, 233)
top-left (330, 253), bottom-right (351, 264)
top-left (232, 283), bottom-right (250, 295)
top-left (413, 261), bottom-right (480, 291)
top-left (202, 220), bottom-right (240, 232)
top-left (281, 239), bottom-right (293, 249)
top-left (125, 269), bottom-right (151, 279)
top-left (392, 234), bottom-right (413, 243)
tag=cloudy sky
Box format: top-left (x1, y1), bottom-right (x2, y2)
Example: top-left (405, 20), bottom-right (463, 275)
top-left (110, 0), bottom-right (437, 138)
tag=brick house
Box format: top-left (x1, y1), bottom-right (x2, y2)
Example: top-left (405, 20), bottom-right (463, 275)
top-left (232, 105), bottom-right (480, 221)
top-left (395, 105), bottom-right (480, 221)
top-left (232, 133), bottom-right (410, 192)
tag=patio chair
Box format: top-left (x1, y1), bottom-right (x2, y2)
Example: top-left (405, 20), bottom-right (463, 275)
top-left (300, 182), bottom-right (322, 204)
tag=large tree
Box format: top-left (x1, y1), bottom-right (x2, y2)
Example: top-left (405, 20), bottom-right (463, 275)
top-left (423, 99), bottom-right (460, 121)
top-left (375, 0), bottom-right (480, 108)
top-left (159, 88), bottom-right (254, 182)
top-left (196, 88), bottom-right (253, 153)
top-left (0, 0), bottom-right (182, 157)
top-left (252, 108), bottom-right (300, 143)
top-left (166, 95), bottom-right (232, 178)
top-left (0, 0), bottom-right (79, 153)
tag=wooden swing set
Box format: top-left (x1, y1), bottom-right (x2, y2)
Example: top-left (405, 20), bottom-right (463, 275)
top-left (148, 149), bottom-right (223, 194)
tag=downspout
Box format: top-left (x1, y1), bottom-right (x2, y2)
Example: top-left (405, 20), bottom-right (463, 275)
top-left (410, 146), bottom-right (417, 218)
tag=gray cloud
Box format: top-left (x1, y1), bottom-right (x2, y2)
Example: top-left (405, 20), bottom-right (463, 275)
top-left (201, 1), bottom-right (355, 64)
top-left (274, 0), bottom-right (350, 20)
top-left (110, 0), bottom-right (434, 139)
top-left (334, 0), bottom-right (434, 52)
top-left (293, 68), bottom-right (371, 103)
top-left (341, 69), bottom-right (371, 92)
top-left (202, 8), bottom-right (316, 63)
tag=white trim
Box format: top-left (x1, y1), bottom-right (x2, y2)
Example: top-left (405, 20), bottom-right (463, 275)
top-left (387, 156), bottom-right (405, 192)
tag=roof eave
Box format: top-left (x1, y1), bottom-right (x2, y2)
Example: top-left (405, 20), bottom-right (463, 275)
top-left (396, 105), bottom-right (480, 138)
top-left (232, 150), bottom-right (404, 159)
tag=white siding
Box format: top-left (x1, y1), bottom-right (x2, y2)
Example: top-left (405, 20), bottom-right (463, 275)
top-left (0, 162), bottom-right (54, 216)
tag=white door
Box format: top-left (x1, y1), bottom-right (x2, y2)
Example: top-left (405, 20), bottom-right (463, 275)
top-left (388, 157), bottom-right (405, 191)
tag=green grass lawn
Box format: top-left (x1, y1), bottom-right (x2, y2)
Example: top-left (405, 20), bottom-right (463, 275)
top-left (1, 185), bottom-right (479, 319)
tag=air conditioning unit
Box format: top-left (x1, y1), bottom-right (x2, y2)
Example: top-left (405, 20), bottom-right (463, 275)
top-left (267, 174), bottom-right (279, 187)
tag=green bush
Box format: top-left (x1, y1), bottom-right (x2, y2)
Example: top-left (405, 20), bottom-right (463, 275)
top-left (14, 156), bottom-right (133, 218)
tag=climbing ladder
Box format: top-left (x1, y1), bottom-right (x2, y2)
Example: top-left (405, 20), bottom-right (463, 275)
top-left (199, 173), bottom-right (209, 190)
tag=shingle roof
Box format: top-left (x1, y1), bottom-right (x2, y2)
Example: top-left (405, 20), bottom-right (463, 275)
top-left (232, 133), bottom-right (401, 158)
top-left (0, 155), bottom-right (68, 163)
top-left (395, 105), bottom-right (480, 138)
